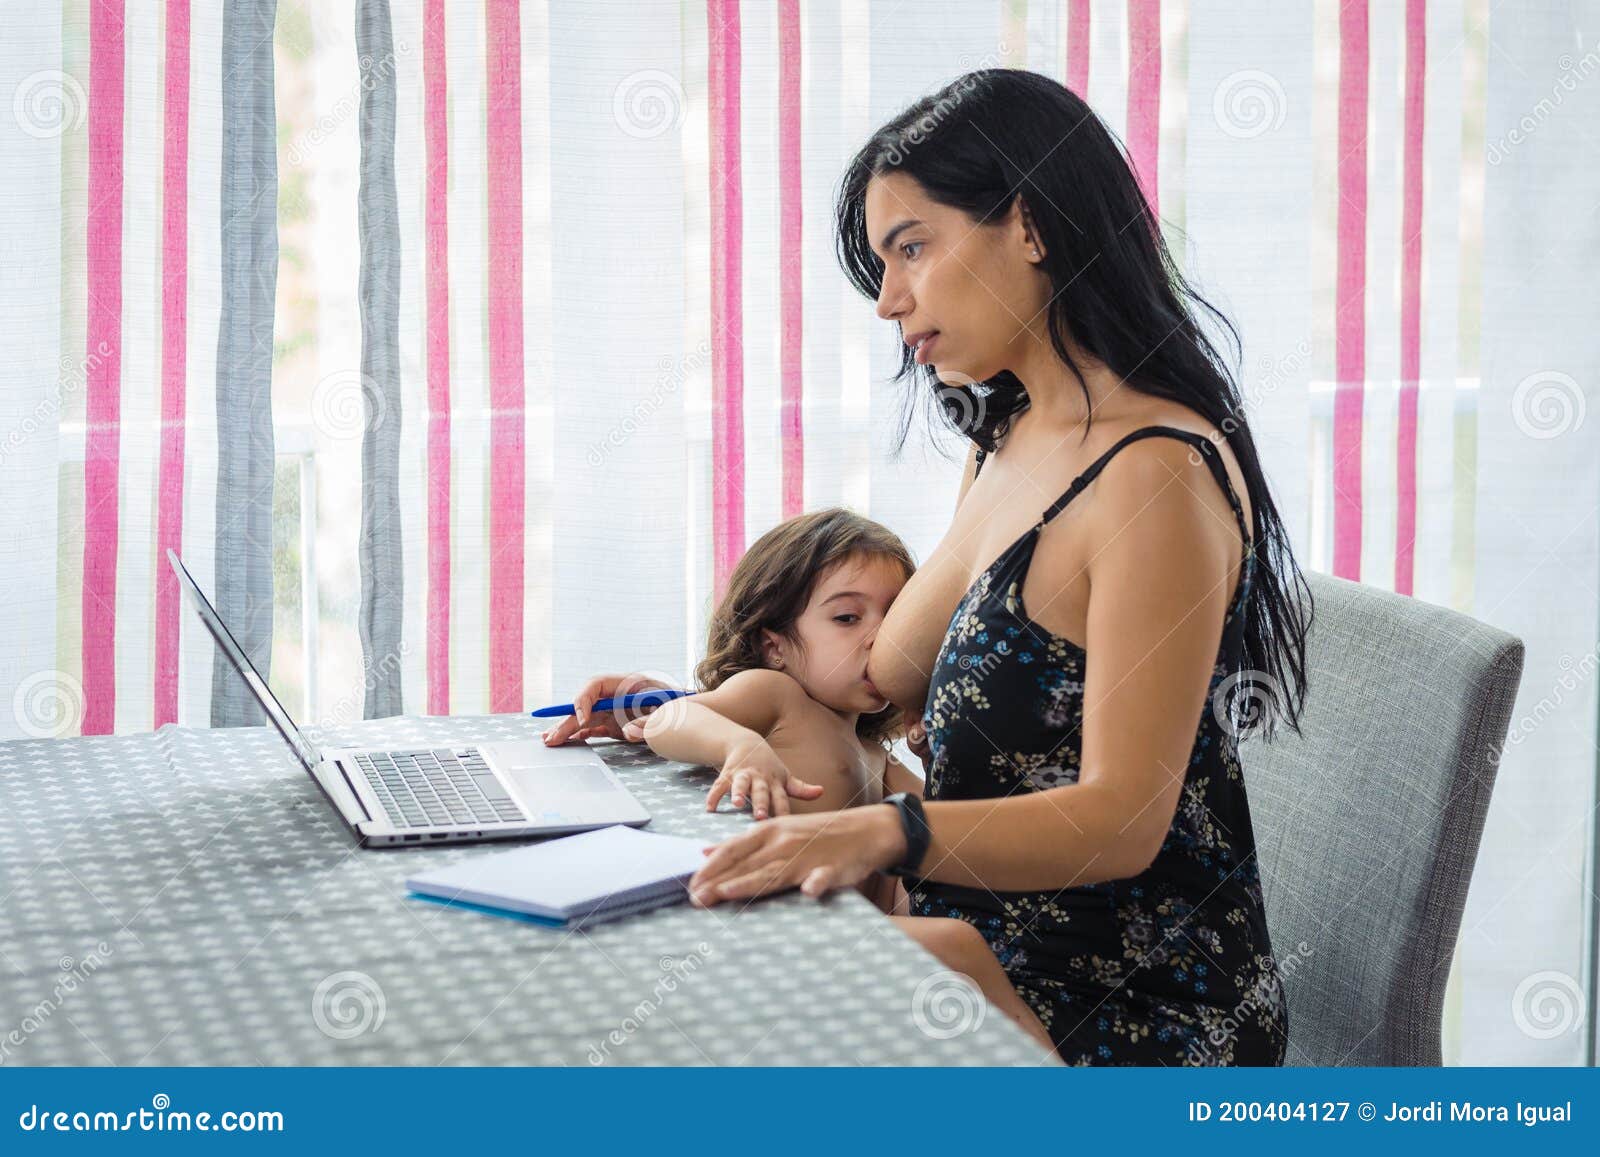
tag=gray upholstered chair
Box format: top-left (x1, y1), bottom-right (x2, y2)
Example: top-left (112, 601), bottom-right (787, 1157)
top-left (1239, 570), bottom-right (1525, 1066)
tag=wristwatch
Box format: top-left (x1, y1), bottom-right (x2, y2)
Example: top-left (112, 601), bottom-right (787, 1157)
top-left (881, 791), bottom-right (932, 878)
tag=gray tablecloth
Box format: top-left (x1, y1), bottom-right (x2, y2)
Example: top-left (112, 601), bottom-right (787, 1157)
top-left (0, 714), bottom-right (1052, 1066)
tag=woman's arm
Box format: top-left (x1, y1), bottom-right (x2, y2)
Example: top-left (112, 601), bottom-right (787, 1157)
top-left (684, 441), bottom-right (1250, 904)
top-left (909, 439), bottom-right (1245, 889)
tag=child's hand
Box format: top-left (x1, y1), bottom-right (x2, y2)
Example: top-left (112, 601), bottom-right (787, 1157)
top-left (708, 737), bottom-right (825, 821)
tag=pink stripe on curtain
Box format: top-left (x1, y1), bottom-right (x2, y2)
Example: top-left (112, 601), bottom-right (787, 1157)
top-left (424, 0), bottom-right (451, 714)
top-left (708, 0), bottom-right (745, 599)
top-left (486, 0), bottom-right (524, 713)
top-left (82, 0), bottom-right (125, 735)
top-left (153, 0), bottom-right (190, 728)
top-left (778, 0), bottom-right (802, 518)
top-left (1395, 0), bottom-right (1426, 595)
top-left (1066, 0), bottom-right (1090, 96)
top-left (1126, 0), bottom-right (1161, 217)
top-left (1333, 0), bottom-right (1369, 581)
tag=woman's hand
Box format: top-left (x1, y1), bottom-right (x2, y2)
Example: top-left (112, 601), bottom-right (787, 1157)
top-left (689, 734), bottom-right (825, 820)
top-left (540, 672), bottom-right (676, 745)
top-left (688, 804), bottom-right (908, 905)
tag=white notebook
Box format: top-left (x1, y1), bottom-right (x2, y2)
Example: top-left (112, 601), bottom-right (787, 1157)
top-left (404, 824), bottom-right (716, 929)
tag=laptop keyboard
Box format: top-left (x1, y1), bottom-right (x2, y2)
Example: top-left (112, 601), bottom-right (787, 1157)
top-left (352, 749), bottom-right (527, 829)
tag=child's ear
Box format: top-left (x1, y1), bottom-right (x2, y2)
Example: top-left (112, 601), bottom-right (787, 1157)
top-left (758, 628), bottom-right (785, 670)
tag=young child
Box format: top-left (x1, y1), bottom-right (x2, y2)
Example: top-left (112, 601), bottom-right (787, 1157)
top-left (547, 507), bottom-right (1057, 1055)
top-left (623, 508), bottom-right (923, 841)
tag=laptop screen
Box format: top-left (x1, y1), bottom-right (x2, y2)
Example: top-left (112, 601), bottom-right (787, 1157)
top-left (166, 549), bottom-right (321, 774)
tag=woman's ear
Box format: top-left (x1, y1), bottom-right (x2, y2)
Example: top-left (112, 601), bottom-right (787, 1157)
top-left (1013, 194), bottom-right (1046, 262)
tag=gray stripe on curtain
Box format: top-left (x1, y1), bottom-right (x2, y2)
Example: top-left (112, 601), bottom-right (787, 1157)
top-left (356, 0), bottom-right (405, 718)
top-left (211, 0), bottom-right (280, 728)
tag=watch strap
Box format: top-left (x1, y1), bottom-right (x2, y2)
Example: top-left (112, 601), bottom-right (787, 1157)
top-left (883, 792), bottom-right (931, 878)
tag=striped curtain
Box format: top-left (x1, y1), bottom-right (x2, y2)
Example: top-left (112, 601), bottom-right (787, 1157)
top-left (1, 0), bottom-right (1595, 1066)
top-left (2, 0), bottom-right (237, 741)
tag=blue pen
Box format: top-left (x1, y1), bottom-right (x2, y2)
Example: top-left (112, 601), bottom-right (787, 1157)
top-left (529, 689), bottom-right (696, 718)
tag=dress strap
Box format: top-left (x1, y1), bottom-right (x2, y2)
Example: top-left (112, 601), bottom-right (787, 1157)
top-left (1039, 426), bottom-right (1254, 557)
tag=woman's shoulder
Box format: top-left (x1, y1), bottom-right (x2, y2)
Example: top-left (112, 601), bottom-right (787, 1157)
top-left (1091, 405), bottom-right (1253, 530)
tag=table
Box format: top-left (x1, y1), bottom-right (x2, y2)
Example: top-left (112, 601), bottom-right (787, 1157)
top-left (0, 714), bottom-right (1054, 1066)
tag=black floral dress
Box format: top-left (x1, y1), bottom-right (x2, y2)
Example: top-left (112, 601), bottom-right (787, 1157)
top-left (908, 426), bottom-right (1290, 1066)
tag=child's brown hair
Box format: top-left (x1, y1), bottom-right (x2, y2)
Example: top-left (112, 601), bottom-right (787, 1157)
top-left (695, 507), bottom-right (916, 747)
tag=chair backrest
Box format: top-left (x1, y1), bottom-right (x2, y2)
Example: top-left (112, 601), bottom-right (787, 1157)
top-left (1240, 570), bottom-right (1524, 1066)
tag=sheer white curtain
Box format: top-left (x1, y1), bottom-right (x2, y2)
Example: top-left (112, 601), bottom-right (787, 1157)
top-left (3, 0), bottom-right (1594, 1066)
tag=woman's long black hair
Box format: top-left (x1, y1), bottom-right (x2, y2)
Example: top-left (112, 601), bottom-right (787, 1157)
top-left (834, 68), bottom-right (1311, 738)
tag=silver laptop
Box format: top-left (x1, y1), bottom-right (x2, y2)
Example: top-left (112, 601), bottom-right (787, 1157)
top-left (168, 549), bottom-right (650, 847)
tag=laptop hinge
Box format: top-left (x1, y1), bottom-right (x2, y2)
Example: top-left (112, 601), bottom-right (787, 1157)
top-left (312, 757), bottom-right (373, 827)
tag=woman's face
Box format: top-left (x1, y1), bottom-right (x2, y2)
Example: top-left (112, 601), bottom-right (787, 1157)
top-left (864, 170), bottom-right (1046, 387)
top-left (763, 553), bottom-right (908, 717)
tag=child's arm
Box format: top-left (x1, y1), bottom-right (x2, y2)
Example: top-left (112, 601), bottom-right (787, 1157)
top-left (628, 698), bottom-right (763, 771)
top-left (625, 667), bottom-right (801, 759)
top-left (624, 670), bottom-right (826, 818)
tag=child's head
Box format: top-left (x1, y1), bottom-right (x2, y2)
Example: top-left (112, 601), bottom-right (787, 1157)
top-left (696, 508), bottom-right (915, 745)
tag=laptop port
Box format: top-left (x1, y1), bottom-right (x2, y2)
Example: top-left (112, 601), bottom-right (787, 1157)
top-left (429, 833), bottom-right (447, 840)
top-left (403, 834), bottom-right (420, 842)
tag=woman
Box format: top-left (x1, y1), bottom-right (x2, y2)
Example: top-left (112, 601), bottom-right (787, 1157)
top-left (549, 69), bottom-right (1312, 1066)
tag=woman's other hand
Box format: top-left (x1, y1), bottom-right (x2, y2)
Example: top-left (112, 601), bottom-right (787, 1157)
top-left (540, 672), bottom-right (676, 746)
top-left (688, 805), bottom-right (907, 905)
